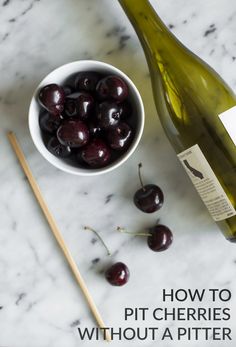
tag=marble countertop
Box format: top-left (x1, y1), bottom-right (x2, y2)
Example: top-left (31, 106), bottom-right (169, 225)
top-left (0, 0), bottom-right (236, 346)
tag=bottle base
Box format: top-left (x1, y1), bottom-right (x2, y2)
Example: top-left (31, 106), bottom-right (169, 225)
top-left (227, 237), bottom-right (236, 243)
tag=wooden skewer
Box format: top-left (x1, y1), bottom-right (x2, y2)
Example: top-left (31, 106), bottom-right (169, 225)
top-left (7, 131), bottom-right (111, 342)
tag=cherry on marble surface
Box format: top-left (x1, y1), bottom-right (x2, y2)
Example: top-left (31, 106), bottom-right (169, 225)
top-left (105, 262), bottom-right (130, 286)
top-left (134, 164), bottom-right (164, 213)
top-left (148, 225), bottom-right (173, 251)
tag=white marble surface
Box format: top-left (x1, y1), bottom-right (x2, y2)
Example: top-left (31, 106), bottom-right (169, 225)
top-left (0, 0), bottom-right (236, 346)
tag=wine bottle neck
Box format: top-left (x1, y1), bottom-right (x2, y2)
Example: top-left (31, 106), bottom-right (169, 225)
top-left (119, 0), bottom-right (168, 33)
top-left (119, 0), bottom-right (185, 66)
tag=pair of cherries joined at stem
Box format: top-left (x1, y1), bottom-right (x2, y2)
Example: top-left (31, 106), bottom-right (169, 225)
top-left (86, 164), bottom-right (173, 287)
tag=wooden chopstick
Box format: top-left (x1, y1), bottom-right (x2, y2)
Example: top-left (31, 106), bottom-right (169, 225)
top-left (7, 131), bottom-right (111, 342)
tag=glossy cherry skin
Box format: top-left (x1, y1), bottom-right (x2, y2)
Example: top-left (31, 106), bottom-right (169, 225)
top-left (38, 84), bottom-right (65, 115)
top-left (147, 225), bottom-right (173, 252)
top-left (75, 71), bottom-right (101, 92)
top-left (47, 137), bottom-right (72, 158)
top-left (81, 138), bottom-right (111, 168)
top-left (118, 101), bottom-right (132, 119)
top-left (97, 101), bottom-right (120, 129)
top-left (105, 262), bottom-right (130, 286)
top-left (96, 75), bottom-right (128, 102)
top-left (88, 122), bottom-right (102, 137)
top-left (57, 120), bottom-right (89, 148)
top-left (134, 184), bottom-right (164, 213)
top-left (64, 92), bottom-right (94, 120)
top-left (107, 122), bottom-right (132, 150)
top-left (39, 112), bottom-right (62, 134)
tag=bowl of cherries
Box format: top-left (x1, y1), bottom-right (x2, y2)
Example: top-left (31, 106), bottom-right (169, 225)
top-left (29, 60), bottom-right (144, 175)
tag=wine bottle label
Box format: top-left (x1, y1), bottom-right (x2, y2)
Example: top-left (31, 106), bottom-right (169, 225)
top-left (177, 144), bottom-right (236, 222)
top-left (219, 106), bottom-right (236, 146)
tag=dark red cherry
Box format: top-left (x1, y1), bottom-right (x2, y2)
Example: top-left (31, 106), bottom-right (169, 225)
top-left (107, 122), bottom-right (132, 150)
top-left (133, 164), bottom-right (164, 213)
top-left (118, 101), bottom-right (132, 119)
top-left (64, 92), bottom-right (94, 120)
top-left (96, 75), bottom-right (128, 102)
top-left (38, 84), bottom-right (65, 115)
top-left (88, 122), bottom-right (102, 137)
top-left (134, 184), bottom-right (164, 213)
top-left (76, 149), bottom-right (87, 166)
top-left (64, 98), bottom-right (77, 118)
top-left (57, 120), bottom-right (89, 148)
top-left (81, 138), bottom-right (111, 168)
top-left (63, 85), bottom-right (74, 96)
top-left (39, 112), bottom-right (62, 134)
top-left (75, 71), bottom-right (102, 92)
top-left (105, 262), bottom-right (130, 286)
top-left (97, 101), bottom-right (120, 129)
top-left (147, 225), bottom-right (173, 251)
top-left (47, 137), bottom-right (71, 158)
top-left (117, 225), bottom-right (173, 253)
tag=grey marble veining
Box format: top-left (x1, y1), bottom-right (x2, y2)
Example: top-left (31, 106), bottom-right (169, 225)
top-left (0, 0), bottom-right (236, 346)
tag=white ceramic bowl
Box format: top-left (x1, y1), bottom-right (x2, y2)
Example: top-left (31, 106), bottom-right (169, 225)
top-left (29, 60), bottom-right (145, 176)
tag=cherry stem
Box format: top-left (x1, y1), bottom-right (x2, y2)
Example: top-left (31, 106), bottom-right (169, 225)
top-left (138, 163), bottom-right (145, 191)
top-left (84, 226), bottom-right (111, 256)
top-left (117, 226), bottom-right (152, 237)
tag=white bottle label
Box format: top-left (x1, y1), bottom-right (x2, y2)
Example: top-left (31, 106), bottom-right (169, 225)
top-left (177, 144), bottom-right (236, 222)
top-left (219, 106), bottom-right (236, 146)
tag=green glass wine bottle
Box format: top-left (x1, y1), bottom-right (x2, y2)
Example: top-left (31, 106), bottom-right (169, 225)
top-left (119, 0), bottom-right (236, 241)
